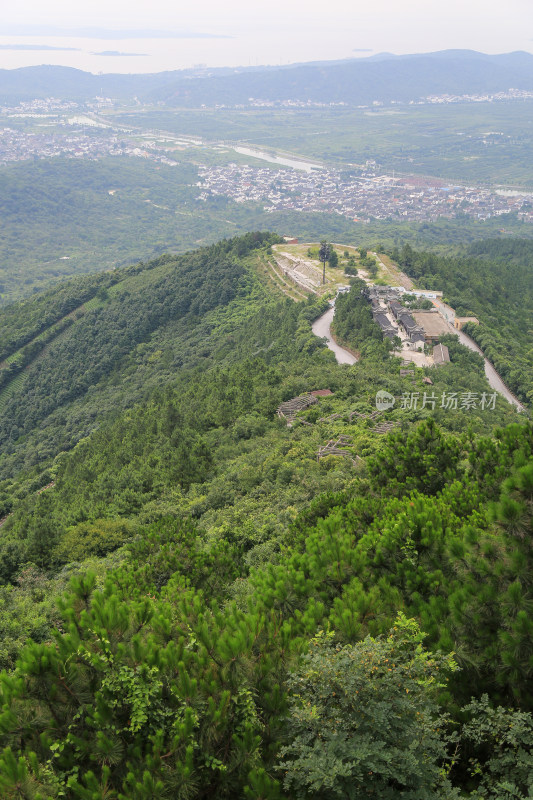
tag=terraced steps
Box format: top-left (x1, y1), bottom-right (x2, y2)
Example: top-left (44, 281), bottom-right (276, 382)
top-left (277, 393), bottom-right (317, 423)
top-left (317, 435), bottom-right (361, 465)
top-left (373, 421), bottom-right (401, 435)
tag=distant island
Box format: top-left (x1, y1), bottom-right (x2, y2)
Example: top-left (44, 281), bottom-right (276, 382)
top-left (92, 50), bottom-right (149, 57)
top-left (0, 44), bottom-right (80, 51)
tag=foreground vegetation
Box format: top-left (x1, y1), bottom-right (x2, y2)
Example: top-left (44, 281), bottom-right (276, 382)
top-left (0, 415), bottom-right (532, 798)
top-left (0, 233), bottom-right (531, 798)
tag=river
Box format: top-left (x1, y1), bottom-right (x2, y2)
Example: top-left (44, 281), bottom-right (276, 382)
top-left (312, 305), bottom-right (358, 365)
top-left (232, 146), bottom-right (323, 173)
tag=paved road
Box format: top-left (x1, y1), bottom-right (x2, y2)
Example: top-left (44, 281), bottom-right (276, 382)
top-left (430, 299), bottom-right (525, 411)
top-left (312, 306), bottom-right (358, 365)
top-left (454, 329), bottom-right (526, 412)
top-left (311, 259), bottom-right (526, 411)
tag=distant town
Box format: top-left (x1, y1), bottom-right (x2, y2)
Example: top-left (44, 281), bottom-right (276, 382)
top-left (245, 87), bottom-right (533, 109)
top-left (1, 95), bottom-right (533, 224)
top-left (198, 162), bottom-right (533, 223)
top-left (0, 98), bottom-right (179, 166)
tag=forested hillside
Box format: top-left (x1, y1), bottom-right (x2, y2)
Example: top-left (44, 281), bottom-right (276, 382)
top-left (0, 158), bottom-right (208, 304)
top-left (0, 232), bottom-right (287, 477)
top-left (2, 155), bottom-right (532, 306)
top-left (0, 232), bottom-right (531, 798)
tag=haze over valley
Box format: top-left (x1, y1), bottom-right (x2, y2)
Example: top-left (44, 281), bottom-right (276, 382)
top-left (0, 7), bottom-right (533, 797)
top-left (1, 50), bottom-right (533, 305)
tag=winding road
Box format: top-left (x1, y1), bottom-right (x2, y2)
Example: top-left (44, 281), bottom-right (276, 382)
top-left (454, 329), bottom-right (526, 412)
top-left (312, 301), bottom-right (526, 413)
top-left (432, 298), bottom-right (525, 411)
top-left (312, 305), bottom-right (358, 365)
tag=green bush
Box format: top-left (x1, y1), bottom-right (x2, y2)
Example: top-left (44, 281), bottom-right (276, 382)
top-left (278, 616), bottom-right (459, 800)
top-left (55, 518), bottom-right (136, 562)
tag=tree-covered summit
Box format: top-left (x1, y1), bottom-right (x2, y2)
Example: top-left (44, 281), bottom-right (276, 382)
top-left (0, 231), bottom-right (531, 797)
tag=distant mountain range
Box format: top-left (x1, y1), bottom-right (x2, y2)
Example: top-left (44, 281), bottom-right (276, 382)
top-left (0, 50), bottom-right (532, 106)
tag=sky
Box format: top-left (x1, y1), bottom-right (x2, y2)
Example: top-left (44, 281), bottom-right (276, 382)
top-left (0, 0), bottom-right (532, 73)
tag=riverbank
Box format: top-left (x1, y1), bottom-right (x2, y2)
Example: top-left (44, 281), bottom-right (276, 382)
top-left (232, 146), bottom-right (323, 173)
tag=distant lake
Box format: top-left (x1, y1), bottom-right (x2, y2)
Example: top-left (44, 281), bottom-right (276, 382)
top-left (0, 33), bottom-right (371, 75)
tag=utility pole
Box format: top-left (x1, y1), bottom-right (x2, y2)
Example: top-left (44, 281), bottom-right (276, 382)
top-left (319, 240), bottom-right (330, 285)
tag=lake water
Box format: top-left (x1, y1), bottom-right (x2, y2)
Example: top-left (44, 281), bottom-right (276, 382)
top-left (0, 33), bottom-right (370, 75)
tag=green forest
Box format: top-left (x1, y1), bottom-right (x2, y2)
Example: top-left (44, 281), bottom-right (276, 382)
top-left (0, 231), bottom-right (531, 798)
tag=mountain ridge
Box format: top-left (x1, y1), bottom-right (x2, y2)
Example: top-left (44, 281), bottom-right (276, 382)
top-left (0, 231), bottom-right (531, 798)
top-left (0, 49), bottom-right (532, 104)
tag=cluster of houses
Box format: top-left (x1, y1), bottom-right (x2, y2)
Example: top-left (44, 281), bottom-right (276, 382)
top-left (389, 299), bottom-right (426, 346)
top-left (0, 125), bottom-right (179, 167)
top-left (197, 161), bottom-right (533, 223)
top-left (362, 286), bottom-right (425, 347)
top-left (361, 284), bottom-right (456, 365)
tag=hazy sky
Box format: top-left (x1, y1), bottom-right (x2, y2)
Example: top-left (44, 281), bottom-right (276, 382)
top-left (0, 0), bottom-right (532, 72)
